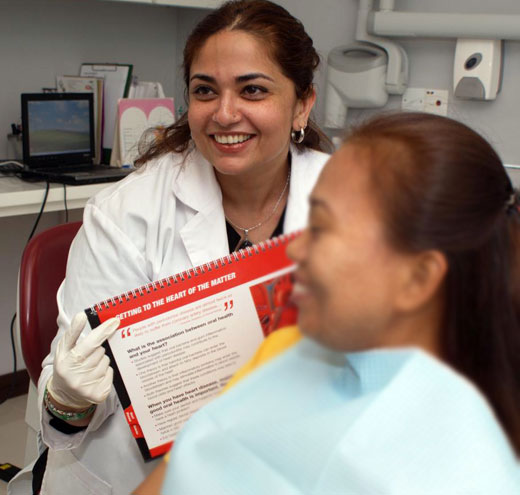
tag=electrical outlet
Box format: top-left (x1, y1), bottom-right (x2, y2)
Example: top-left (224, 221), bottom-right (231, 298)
top-left (402, 88), bottom-right (449, 116)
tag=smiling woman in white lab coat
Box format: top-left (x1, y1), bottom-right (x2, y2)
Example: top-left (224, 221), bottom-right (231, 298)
top-left (8, 1), bottom-right (332, 494)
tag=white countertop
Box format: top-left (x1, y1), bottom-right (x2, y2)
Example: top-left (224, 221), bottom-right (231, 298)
top-left (0, 176), bottom-right (111, 218)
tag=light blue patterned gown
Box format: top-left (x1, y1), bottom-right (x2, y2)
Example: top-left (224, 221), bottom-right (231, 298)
top-left (163, 340), bottom-right (520, 494)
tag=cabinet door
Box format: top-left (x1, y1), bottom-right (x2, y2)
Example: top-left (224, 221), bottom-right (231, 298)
top-left (153, 0), bottom-right (219, 7)
top-left (106, 0), bottom-right (153, 3)
top-left (108, 0), bottom-right (154, 3)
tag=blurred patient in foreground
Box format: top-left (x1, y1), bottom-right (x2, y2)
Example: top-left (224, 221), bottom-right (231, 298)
top-left (155, 112), bottom-right (520, 493)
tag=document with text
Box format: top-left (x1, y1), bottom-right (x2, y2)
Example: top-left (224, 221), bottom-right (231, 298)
top-left (85, 234), bottom-right (298, 460)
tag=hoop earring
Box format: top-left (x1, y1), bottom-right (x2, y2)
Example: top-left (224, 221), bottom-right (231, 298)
top-left (291, 127), bottom-right (305, 144)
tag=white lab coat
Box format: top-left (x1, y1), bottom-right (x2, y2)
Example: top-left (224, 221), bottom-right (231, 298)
top-left (8, 146), bottom-right (329, 495)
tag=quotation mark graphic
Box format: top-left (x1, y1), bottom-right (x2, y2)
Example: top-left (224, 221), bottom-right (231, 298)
top-left (224, 300), bottom-right (234, 311)
top-left (121, 328), bottom-right (131, 338)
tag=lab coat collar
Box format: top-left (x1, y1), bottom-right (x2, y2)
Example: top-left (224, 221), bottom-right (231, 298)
top-left (173, 145), bottom-right (317, 268)
top-left (284, 144), bottom-right (315, 233)
top-left (173, 149), bottom-right (229, 268)
top-left (172, 148), bottom-right (223, 212)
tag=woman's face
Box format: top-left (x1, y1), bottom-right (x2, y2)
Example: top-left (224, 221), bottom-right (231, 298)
top-left (288, 144), bottom-right (416, 352)
top-left (187, 29), bottom-right (313, 179)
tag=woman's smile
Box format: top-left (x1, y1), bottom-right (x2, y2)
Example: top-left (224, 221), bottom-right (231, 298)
top-left (212, 133), bottom-right (254, 145)
top-left (210, 133), bottom-right (256, 154)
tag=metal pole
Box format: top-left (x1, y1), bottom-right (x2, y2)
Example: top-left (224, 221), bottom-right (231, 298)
top-left (369, 12), bottom-right (520, 40)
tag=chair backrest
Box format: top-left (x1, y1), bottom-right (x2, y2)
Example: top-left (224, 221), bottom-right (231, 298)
top-left (18, 221), bottom-right (82, 385)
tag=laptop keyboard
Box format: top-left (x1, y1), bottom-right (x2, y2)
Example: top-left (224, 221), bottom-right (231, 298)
top-left (42, 165), bottom-right (92, 173)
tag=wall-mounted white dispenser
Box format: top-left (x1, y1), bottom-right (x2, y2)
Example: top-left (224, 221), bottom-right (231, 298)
top-left (357, 1), bottom-right (520, 104)
top-left (324, 42), bottom-right (388, 128)
top-left (453, 39), bottom-right (503, 100)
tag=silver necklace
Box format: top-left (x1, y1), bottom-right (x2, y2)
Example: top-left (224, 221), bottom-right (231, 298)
top-left (225, 169), bottom-right (291, 249)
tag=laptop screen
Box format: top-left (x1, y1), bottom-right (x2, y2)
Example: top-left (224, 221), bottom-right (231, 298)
top-left (21, 92), bottom-right (95, 169)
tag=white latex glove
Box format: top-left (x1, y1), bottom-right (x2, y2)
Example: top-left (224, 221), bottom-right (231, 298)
top-left (47, 312), bottom-right (120, 409)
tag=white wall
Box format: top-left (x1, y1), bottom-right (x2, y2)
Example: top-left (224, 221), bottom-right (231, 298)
top-left (1, 0), bottom-right (520, 376)
top-left (0, 0), bottom-right (203, 376)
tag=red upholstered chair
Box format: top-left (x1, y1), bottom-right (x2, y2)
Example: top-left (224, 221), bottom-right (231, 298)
top-left (17, 221), bottom-right (82, 464)
top-left (18, 221), bottom-right (82, 385)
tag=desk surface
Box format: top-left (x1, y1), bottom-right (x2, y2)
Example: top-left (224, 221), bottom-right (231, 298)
top-left (2, 167), bottom-right (519, 218)
top-left (0, 176), bottom-right (111, 218)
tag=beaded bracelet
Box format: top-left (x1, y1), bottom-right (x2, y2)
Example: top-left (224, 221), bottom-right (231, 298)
top-left (44, 386), bottom-right (96, 422)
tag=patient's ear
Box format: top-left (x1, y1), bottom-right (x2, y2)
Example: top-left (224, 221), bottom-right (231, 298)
top-left (396, 250), bottom-right (447, 312)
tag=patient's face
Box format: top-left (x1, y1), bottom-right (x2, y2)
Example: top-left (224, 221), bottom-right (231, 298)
top-left (288, 144), bottom-right (413, 352)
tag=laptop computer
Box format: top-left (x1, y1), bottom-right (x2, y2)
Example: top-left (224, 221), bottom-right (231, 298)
top-left (20, 92), bottom-right (132, 185)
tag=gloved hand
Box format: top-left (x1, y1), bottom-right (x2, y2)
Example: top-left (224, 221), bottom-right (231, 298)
top-left (47, 312), bottom-right (120, 409)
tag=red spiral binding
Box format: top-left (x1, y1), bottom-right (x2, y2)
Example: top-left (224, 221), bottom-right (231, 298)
top-left (90, 231), bottom-right (299, 313)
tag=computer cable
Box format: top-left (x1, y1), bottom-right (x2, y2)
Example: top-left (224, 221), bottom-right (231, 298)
top-left (27, 181), bottom-right (50, 243)
top-left (62, 184), bottom-right (69, 223)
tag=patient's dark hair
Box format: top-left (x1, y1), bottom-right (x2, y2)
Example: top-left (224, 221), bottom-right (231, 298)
top-left (347, 111), bottom-right (520, 456)
top-left (136, 0), bottom-right (331, 166)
